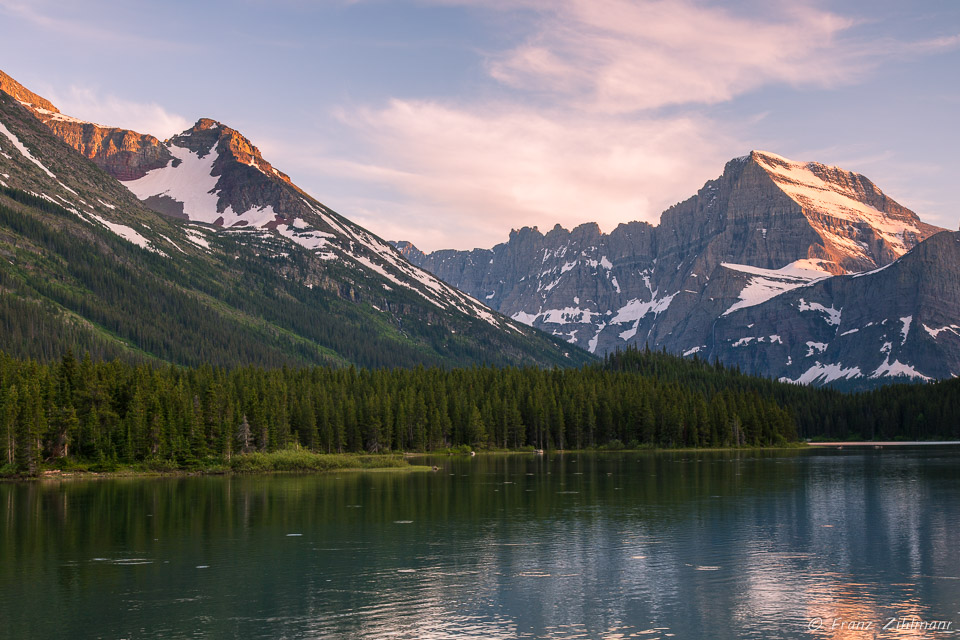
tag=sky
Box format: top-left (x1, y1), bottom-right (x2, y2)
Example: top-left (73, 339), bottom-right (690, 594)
top-left (1, 0), bottom-right (958, 251)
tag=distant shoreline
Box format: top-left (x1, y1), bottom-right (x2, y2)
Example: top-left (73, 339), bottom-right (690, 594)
top-left (806, 441), bottom-right (960, 447)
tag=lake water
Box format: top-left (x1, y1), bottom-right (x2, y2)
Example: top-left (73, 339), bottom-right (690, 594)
top-left (2, 449), bottom-right (959, 639)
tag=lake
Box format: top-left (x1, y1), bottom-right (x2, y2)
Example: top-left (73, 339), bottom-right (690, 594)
top-left (2, 449), bottom-right (959, 639)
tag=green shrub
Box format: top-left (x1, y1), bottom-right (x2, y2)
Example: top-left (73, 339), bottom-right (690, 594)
top-left (600, 439), bottom-right (625, 451)
top-left (229, 450), bottom-right (408, 473)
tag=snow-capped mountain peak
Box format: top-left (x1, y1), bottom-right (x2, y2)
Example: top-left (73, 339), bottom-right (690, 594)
top-left (117, 118), bottom-right (522, 331)
top-left (397, 151), bottom-right (953, 387)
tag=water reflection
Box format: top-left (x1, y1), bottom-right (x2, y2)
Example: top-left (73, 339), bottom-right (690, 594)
top-left (1, 449), bottom-right (958, 639)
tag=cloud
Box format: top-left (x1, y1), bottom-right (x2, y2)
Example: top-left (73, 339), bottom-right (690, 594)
top-left (428, 0), bottom-right (869, 113)
top-left (48, 87), bottom-right (191, 139)
top-left (335, 99), bottom-right (736, 251)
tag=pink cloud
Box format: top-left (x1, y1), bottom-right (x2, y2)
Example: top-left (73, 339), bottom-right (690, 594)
top-left (335, 100), bottom-right (736, 251)
top-left (484, 0), bottom-right (860, 113)
top-left (48, 86), bottom-right (191, 139)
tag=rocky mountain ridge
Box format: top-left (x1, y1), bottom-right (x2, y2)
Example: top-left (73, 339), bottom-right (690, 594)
top-left (1, 69), bottom-right (173, 181)
top-left (711, 231), bottom-right (960, 385)
top-left (0, 70), bottom-right (588, 369)
top-left (397, 151), bottom-right (955, 387)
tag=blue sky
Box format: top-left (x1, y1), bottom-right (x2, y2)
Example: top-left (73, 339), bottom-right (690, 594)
top-left (1, 0), bottom-right (958, 250)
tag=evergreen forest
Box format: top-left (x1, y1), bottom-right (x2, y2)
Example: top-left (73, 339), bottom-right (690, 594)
top-left (2, 345), bottom-right (958, 475)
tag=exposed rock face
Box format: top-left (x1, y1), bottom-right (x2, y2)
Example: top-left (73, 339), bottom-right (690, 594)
top-left (0, 70), bottom-right (59, 113)
top-left (1, 69), bottom-right (172, 180)
top-left (398, 151), bottom-right (950, 386)
top-left (42, 121), bottom-right (172, 180)
top-left (713, 231), bottom-right (960, 386)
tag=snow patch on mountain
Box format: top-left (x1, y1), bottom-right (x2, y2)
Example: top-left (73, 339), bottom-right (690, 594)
top-left (806, 341), bottom-right (828, 356)
top-left (124, 143), bottom-right (236, 223)
top-left (183, 227), bottom-right (211, 250)
top-left (871, 358), bottom-right (931, 381)
top-left (900, 316), bottom-right (912, 344)
top-left (611, 293), bottom-right (677, 324)
top-left (86, 212), bottom-right (155, 252)
top-left (511, 310), bottom-right (538, 325)
top-left (722, 260), bottom-right (831, 315)
top-left (0, 119), bottom-right (56, 178)
top-left (852, 262), bottom-right (895, 278)
top-left (33, 107), bottom-right (89, 126)
top-left (797, 298), bottom-right (842, 326)
top-left (277, 222), bottom-right (333, 252)
top-left (542, 307), bottom-right (600, 325)
top-left (588, 323), bottom-right (607, 353)
top-left (783, 362), bottom-right (862, 385)
top-left (922, 324), bottom-right (960, 340)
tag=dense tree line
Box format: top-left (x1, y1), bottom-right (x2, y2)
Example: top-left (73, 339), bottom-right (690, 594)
top-left (3, 346), bottom-right (958, 474)
top-left (606, 346), bottom-right (960, 441)
top-left (0, 349), bottom-right (798, 473)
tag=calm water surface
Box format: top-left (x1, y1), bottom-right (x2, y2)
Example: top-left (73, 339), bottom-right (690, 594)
top-left (2, 449), bottom-right (959, 639)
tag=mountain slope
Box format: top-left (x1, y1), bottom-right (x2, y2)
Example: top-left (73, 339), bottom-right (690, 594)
top-left (397, 151), bottom-right (951, 386)
top-left (115, 117), bottom-right (526, 332)
top-left (713, 231), bottom-right (960, 387)
top-left (0, 75), bottom-right (590, 369)
top-left (0, 69), bottom-right (173, 180)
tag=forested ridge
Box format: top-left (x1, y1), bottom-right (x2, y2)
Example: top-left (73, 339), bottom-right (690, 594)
top-left (0, 183), bottom-right (589, 371)
top-left (2, 346), bottom-right (958, 475)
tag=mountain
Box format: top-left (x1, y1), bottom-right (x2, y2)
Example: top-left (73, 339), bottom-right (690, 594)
top-left (0, 70), bottom-right (173, 180)
top-left (0, 71), bottom-right (590, 369)
top-left (396, 151), bottom-right (954, 387)
top-left (712, 231), bottom-right (960, 386)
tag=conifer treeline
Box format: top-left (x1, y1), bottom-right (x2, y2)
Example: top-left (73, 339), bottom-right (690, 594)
top-left (4, 346), bottom-right (958, 473)
top-left (606, 346), bottom-right (960, 441)
top-left (0, 349), bottom-right (796, 472)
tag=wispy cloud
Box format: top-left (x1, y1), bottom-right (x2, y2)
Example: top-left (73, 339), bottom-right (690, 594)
top-left (336, 100), bottom-right (736, 250)
top-left (483, 0), bottom-right (861, 113)
top-left (49, 86), bottom-right (191, 139)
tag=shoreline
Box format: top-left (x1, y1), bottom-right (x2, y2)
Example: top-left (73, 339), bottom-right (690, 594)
top-left (12, 441), bottom-right (958, 480)
top-left (3, 464), bottom-right (436, 482)
top-left (1, 450), bottom-right (431, 481)
top-left (806, 440), bottom-right (960, 447)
